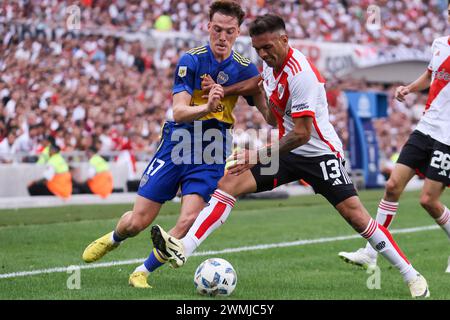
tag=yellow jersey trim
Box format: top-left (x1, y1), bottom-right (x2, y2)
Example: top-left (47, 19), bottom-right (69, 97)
top-left (233, 52), bottom-right (250, 66)
top-left (187, 46), bottom-right (208, 55)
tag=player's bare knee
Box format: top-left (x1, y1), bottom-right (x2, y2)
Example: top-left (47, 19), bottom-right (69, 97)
top-left (217, 176), bottom-right (238, 196)
top-left (385, 178), bottom-right (402, 199)
top-left (419, 193), bottom-right (437, 212)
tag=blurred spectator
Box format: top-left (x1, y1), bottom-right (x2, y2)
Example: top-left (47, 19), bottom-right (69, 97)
top-left (1, 0), bottom-right (447, 48)
top-left (0, 0), bottom-right (443, 170)
top-left (0, 127), bottom-right (17, 163)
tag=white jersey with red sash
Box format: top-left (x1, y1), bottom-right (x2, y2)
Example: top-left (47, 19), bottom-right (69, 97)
top-left (417, 36), bottom-right (450, 146)
top-left (262, 47), bottom-right (343, 158)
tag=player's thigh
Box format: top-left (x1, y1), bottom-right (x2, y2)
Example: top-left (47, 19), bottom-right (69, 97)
top-left (181, 164), bottom-right (225, 202)
top-left (386, 163), bottom-right (416, 192)
top-left (217, 169), bottom-right (258, 197)
top-left (301, 155), bottom-right (358, 207)
top-left (138, 141), bottom-right (183, 203)
top-left (247, 154), bottom-right (301, 194)
top-left (396, 130), bottom-right (434, 180)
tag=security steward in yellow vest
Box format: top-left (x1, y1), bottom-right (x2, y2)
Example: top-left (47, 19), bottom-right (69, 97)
top-left (28, 143), bottom-right (72, 199)
top-left (85, 146), bottom-right (113, 198)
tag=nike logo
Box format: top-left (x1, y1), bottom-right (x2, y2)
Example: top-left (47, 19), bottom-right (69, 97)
top-left (168, 248), bottom-right (185, 262)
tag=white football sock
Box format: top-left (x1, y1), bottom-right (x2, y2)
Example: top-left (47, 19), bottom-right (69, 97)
top-left (361, 219), bottom-right (418, 283)
top-left (436, 206), bottom-right (450, 239)
top-left (365, 199), bottom-right (398, 258)
top-left (134, 264), bottom-right (150, 274)
top-left (182, 189), bottom-right (235, 257)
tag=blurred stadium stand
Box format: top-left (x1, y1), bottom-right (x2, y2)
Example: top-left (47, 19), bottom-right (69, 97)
top-left (0, 0), bottom-right (447, 197)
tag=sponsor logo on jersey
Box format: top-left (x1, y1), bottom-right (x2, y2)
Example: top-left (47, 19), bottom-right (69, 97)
top-left (432, 68), bottom-right (450, 82)
top-left (178, 66), bottom-right (187, 78)
top-left (292, 103), bottom-right (309, 113)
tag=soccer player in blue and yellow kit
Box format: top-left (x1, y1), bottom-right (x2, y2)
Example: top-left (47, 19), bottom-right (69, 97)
top-left (82, 1), bottom-right (264, 288)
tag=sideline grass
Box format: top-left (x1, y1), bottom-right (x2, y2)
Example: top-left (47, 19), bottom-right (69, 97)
top-left (0, 190), bottom-right (449, 299)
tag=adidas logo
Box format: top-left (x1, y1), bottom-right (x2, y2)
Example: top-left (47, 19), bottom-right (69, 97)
top-left (438, 170), bottom-right (447, 177)
top-left (332, 179), bottom-right (343, 186)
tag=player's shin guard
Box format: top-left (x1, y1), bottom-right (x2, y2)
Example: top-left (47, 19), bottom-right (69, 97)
top-left (364, 199), bottom-right (399, 258)
top-left (361, 219), bottom-right (418, 282)
top-left (436, 206), bottom-right (450, 239)
top-left (181, 189), bottom-right (236, 257)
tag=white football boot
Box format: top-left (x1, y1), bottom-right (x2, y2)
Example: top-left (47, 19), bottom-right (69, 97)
top-left (408, 274), bottom-right (430, 298)
top-left (338, 248), bottom-right (377, 269)
top-left (151, 224), bottom-right (186, 268)
top-left (446, 256), bottom-right (450, 273)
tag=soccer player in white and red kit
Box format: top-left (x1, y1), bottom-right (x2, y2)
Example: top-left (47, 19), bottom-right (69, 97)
top-left (151, 14), bottom-right (430, 298)
top-left (339, 9), bottom-right (450, 272)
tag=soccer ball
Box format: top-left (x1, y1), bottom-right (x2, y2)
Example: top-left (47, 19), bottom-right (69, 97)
top-left (193, 258), bottom-right (237, 297)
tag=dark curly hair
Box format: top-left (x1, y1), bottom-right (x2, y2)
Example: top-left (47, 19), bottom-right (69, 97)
top-left (209, 1), bottom-right (246, 26)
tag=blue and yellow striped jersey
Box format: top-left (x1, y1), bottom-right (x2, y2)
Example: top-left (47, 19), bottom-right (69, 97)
top-left (172, 44), bottom-right (259, 125)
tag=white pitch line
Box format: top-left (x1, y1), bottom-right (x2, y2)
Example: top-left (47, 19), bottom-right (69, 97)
top-left (0, 224), bottom-right (440, 279)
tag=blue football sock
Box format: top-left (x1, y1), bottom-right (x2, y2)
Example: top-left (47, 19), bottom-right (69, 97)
top-left (112, 230), bottom-right (126, 243)
top-left (143, 248), bottom-right (167, 272)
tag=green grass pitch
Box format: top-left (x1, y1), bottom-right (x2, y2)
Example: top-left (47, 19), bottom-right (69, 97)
top-left (0, 189), bottom-right (449, 300)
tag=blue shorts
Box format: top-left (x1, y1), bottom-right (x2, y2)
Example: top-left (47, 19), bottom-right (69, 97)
top-left (137, 120), bottom-right (231, 203)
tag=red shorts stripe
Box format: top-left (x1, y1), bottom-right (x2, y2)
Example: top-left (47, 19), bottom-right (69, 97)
top-left (194, 202), bottom-right (227, 240)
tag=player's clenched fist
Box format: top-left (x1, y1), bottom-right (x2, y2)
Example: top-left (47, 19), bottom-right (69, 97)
top-left (394, 85), bottom-right (410, 102)
top-left (201, 74), bottom-right (215, 93)
top-left (207, 84), bottom-right (224, 113)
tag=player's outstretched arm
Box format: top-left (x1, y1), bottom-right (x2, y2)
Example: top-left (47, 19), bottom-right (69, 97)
top-left (172, 86), bottom-right (224, 123)
top-left (395, 70), bottom-right (431, 102)
top-left (202, 74), bottom-right (261, 97)
top-left (274, 116), bottom-right (312, 155)
top-left (227, 117), bottom-right (312, 176)
top-left (222, 75), bottom-right (262, 96)
top-left (252, 80), bottom-right (277, 127)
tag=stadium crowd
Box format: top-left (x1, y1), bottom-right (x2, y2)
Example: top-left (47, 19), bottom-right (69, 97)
top-left (0, 0), bottom-right (445, 170)
top-left (1, 0), bottom-right (447, 48)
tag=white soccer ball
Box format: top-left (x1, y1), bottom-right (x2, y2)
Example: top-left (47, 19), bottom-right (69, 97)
top-left (193, 258), bottom-right (237, 297)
